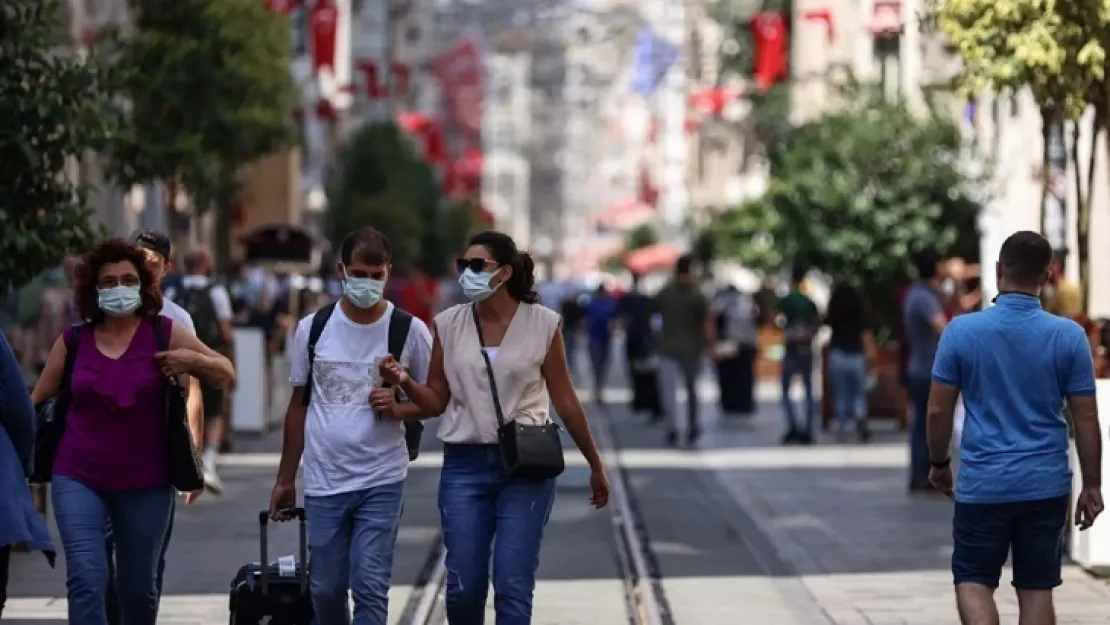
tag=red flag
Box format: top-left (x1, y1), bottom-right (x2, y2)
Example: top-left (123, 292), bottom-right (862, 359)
top-left (265, 0), bottom-right (300, 15)
top-left (310, 0), bottom-right (338, 73)
top-left (431, 35), bottom-right (484, 135)
top-left (750, 11), bottom-right (788, 89)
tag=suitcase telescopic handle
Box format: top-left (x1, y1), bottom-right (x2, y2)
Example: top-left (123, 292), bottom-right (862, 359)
top-left (258, 508), bottom-right (308, 596)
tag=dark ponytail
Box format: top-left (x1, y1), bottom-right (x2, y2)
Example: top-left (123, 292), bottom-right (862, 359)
top-left (508, 252), bottom-right (539, 304)
top-left (467, 230), bottom-right (540, 304)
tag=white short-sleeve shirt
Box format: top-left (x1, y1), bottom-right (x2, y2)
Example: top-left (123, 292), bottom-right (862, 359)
top-left (160, 299), bottom-right (196, 335)
top-left (289, 302), bottom-right (433, 497)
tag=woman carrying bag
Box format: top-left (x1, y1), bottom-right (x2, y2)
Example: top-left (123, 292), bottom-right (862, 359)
top-left (30, 239), bottom-right (233, 625)
top-left (373, 230), bottom-right (611, 625)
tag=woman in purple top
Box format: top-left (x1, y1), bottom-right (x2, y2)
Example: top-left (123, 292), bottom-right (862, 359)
top-left (31, 239), bottom-right (235, 625)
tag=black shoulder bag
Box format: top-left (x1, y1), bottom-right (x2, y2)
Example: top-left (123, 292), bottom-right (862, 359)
top-left (153, 317), bottom-right (205, 492)
top-left (30, 324), bottom-right (85, 484)
top-left (471, 304), bottom-right (565, 480)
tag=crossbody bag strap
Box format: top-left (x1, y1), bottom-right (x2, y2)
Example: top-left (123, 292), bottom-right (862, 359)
top-left (470, 304), bottom-right (507, 429)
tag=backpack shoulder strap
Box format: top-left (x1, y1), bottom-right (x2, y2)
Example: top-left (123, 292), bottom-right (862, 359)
top-left (151, 316), bottom-right (170, 351)
top-left (302, 302), bottom-right (337, 407)
top-left (62, 323), bottom-right (85, 383)
top-left (388, 307), bottom-right (414, 360)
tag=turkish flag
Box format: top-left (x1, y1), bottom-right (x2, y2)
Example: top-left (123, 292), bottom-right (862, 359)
top-left (265, 0), bottom-right (300, 15)
top-left (750, 11), bottom-right (788, 89)
top-left (310, 0), bottom-right (338, 73)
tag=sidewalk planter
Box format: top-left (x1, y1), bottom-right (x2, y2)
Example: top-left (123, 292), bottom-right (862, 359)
top-left (1069, 378), bottom-right (1110, 575)
top-left (820, 342), bottom-right (908, 430)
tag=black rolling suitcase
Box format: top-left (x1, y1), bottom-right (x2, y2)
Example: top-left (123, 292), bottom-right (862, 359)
top-left (228, 509), bottom-right (314, 625)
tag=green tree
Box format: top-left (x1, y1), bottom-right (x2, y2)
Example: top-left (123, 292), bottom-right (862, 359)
top-left (934, 0), bottom-right (1108, 310)
top-left (711, 88), bottom-right (981, 335)
top-left (110, 0), bottom-right (298, 271)
top-left (624, 223), bottom-right (659, 252)
top-left (0, 0), bottom-right (113, 293)
top-left (328, 123), bottom-right (449, 272)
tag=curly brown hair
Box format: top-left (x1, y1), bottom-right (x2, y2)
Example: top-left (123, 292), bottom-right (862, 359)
top-left (74, 238), bottom-right (163, 324)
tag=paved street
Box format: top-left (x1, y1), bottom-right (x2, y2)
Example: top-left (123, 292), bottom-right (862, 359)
top-left (8, 373), bottom-right (1110, 624)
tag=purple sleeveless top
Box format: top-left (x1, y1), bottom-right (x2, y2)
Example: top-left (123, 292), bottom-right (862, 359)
top-left (53, 317), bottom-right (171, 491)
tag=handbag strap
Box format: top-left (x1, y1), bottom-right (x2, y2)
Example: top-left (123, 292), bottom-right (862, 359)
top-left (470, 304), bottom-right (507, 429)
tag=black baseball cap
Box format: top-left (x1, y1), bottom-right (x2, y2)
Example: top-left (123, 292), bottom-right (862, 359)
top-left (133, 229), bottom-right (172, 261)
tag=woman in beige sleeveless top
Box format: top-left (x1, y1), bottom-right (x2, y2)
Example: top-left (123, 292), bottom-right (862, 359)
top-left (373, 231), bottom-right (610, 625)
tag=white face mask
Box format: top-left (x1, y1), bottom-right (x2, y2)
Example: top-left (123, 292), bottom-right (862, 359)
top-left (458, 268), bottom-right (502, 302)
top-left (341, 267), bottom-right (385, 309)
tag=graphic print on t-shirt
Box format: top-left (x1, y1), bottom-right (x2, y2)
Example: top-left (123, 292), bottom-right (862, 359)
top-left (312, 360), bottom-right (382, 405)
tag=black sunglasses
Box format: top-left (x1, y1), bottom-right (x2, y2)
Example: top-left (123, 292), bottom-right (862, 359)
top-left (456, 257), bottom-right (495, 274)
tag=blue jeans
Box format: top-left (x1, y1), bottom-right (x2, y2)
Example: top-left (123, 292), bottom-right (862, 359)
top-left (304, 480), bottom-right (405, 625)
top-left (52, 476), bottom-right (174, 625)
top-left (781, 348), bottom-right (814, 434)
top-left (439, 443), bottom-right (557, 625)
top-left (827, 348), bottom-right (868, 424)
top-left (105, 499), bottom-right (175, 625)
top-left (908, 377), bottom-right (931, 487)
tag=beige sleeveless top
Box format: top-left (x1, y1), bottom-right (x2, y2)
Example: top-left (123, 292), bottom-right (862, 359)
top-left (435, 302), bottom-right (561, 444)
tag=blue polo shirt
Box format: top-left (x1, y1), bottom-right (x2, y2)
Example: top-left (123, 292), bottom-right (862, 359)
top-left (932, 293), bottom-right (1096, 504)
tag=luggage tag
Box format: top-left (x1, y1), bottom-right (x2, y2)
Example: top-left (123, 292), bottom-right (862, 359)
top-left (276, 554), bottom-right (297, 577)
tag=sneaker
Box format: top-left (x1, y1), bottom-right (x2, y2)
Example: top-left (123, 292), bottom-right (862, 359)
top-left (797, 431), bottom-right (814, 445)
top-left (686, 429), bottom-right (700, 448)
top-left (203, 467), bottom-right (224, 495)
top-left (665, 430), bottom-right (679, 447)
top-left (856, 418), bottom-right (872, 442)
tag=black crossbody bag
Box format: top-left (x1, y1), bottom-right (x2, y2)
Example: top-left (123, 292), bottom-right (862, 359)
top-left (152, 317), bottom-right (205, 493)
top-left (471, 304), bottom-right (565, 480)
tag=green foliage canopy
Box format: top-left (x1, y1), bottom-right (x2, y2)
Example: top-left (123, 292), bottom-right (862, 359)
top-left (711, 90), bottom-right (981, 332)
top-left (328, 123), bottom-right (477, 275)
top-left (0, 0), bottom-right (112, 293)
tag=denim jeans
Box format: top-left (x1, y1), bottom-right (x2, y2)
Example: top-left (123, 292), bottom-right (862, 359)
top-left (908, 377), bottom-right (931, 487)
top-left (781, 347), bottom-right (814, 434)
top-left (304, 480), bottom-right (405, 625)
top-left (52, 476), bottom-right (174, 625)
top-left (827, 348), bottom-right (868, 424)
top-left (439, 443), bottom-right (556, 625)
top-left (106, 499), bottom-right (175, 625)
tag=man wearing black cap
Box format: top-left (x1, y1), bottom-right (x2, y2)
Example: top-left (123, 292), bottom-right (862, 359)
top-left (135, 230), bottom-right (196, 335)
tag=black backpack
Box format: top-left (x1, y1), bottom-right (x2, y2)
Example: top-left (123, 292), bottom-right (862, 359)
top-left (177, 283), bottom-right (227, 350)
top-left (302, 303), bottom-right (424, 461)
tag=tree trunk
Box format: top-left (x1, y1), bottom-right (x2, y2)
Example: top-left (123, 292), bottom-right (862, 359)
top-left (1073, 118), bottom-right (1101, 315)
top-left (1039, 108), bottom-right (1052, 235)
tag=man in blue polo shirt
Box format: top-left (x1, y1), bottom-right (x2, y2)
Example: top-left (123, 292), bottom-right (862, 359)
top-left (926, 231), bottom-right (1103, 625)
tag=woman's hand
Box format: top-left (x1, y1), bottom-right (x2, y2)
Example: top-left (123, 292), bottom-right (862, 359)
top-left (378, 355), bottom-right (409, 386)
top-left (369, 387), bottom-right (399, 418)
top-left (155, 349), bottom-right (200, 376)
top-left (590, 466), bottom-right (611, 509)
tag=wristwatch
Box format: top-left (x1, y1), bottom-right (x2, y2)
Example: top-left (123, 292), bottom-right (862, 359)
top-left (930, 457), bottom-right (951, 469)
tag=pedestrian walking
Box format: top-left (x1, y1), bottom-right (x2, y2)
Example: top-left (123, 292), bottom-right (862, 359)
top-left (712, 283), bottom-right (758, 417)
top-left (269, 228), bottom-right (433, 625)
top-left (618, 273), bottom-right (662, 421)
top-left (31, 238), bottom-right (234, 625)
top-left (823, 282), bottom-right (873, 442)
top-left (0, 330), bottom-right (54, 620)
top-left (171, 246), bottom-right (236, 493)
top-left (584, 284), bottom-right (617, 405)
top-left (374, 230), bottom-right (610, 624)
top-left (778, 265), bottom-right (818, 444)
top-left (903, 249), bottom-right (948, 491)
top-left (654, 255), bottom-right (716, 447)
top-left (926, 231), bottom-right (1103, 625)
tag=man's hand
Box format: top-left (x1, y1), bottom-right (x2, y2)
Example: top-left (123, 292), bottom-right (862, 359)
top-left (184, 489), bottom-right (203, 505)
top-left (928, 465), bottom-right (954, 497)
top-left (378, 355), bottom-right (409, 386)
top-left (590, 466), bottom-right (611, 509)
top-left (155, 349), bottom-right (200, 376)
top-left (369, 387), bottom-right (399, 419)
top-left (269, 480), bottom-right (297, 521)
top-left (1076, 486), bottom-right (1104, 530)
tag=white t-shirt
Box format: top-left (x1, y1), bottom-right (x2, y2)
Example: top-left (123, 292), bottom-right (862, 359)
top-left (160, 299), bottom-right (196, 335)
top-left (289, 302), bottom-right (433, 497)
top-left (168, 275), bottom-right (234, 321)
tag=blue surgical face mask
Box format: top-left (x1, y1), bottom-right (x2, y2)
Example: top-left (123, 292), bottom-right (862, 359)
top-left (342, 267), bottom-right (385, 309)
top-left (97, 285), bottom-right (142, 317)
top-left (459, 268), bottom-right (502, 302)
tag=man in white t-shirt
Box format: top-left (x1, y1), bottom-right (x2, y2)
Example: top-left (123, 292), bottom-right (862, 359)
top-left (269, 227), bottom-right (432, 625)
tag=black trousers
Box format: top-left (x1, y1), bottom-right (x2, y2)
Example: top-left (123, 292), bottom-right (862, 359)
top-left (0, 544), bottom-right (10, 619)
top-left (715, 345), bottom-right (756, 414)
